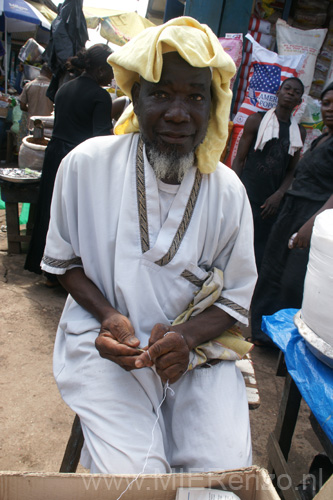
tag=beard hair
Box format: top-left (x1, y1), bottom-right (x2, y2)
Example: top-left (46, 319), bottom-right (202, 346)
top-left (146, 142), bottom-right (195, 183)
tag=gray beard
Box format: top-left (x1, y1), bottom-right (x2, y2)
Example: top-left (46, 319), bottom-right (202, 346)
top-left (147, 147), bottom-right (195, 183)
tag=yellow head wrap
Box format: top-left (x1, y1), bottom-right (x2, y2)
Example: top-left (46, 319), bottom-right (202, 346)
top-left (108, 16), bottom-right (236, 174)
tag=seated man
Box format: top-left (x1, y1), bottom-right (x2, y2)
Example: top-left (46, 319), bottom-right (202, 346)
top-left (42, 17), bottom-right (257, 474)
top-left (232, 78), bottom-right (306, 271)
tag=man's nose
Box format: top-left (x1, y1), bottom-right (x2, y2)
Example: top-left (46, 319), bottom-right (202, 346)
top-left (164, 98), bottom-right (190, 122)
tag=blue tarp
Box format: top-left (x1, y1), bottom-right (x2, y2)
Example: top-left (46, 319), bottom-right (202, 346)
top-left (262, 308), bottom-right (333, 443)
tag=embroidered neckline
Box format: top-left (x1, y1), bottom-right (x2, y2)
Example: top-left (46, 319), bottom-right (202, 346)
top-left (136, 136), bottom-right (202, 266)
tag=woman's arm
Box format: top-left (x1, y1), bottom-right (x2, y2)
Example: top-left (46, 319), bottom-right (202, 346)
top-left (292, 194), bottom-right (333, 248)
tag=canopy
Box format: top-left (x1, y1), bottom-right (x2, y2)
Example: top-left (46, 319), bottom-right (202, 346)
top-left (0, 0), bottom-right (51, 94)
top-left (0, 0), bottom-right (51, 32)
top-left (83, 7), bottom-right (155, 46)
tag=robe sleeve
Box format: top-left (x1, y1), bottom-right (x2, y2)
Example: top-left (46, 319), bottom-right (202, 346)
top-left (211, 171), bottom-right (257, 325)
top-left (41, 152), bottom-right (83, 276)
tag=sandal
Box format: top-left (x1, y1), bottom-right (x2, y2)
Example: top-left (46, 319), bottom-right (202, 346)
top-left (44, 278), bottom-right (60, 289)
top-left (245, 336), bottom-right (277, 348)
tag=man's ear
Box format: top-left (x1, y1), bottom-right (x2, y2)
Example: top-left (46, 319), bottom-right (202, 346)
top-left (131, 82), bottom-right (141, 114)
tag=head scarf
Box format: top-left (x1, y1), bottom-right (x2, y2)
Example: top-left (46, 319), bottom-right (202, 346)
top-left (108, 16), bottom-right (236, 174)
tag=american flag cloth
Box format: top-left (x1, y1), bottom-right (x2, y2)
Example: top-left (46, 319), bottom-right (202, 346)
top-left (233, 34), bottom-right (305, 126)
top-left (248, 63), bottom-right (281, 106)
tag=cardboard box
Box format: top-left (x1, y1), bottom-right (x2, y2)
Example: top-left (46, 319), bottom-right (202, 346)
top-left (313, 474), bottom-right (333, 500)
top-left (0, 467), bottom-right (279, 500)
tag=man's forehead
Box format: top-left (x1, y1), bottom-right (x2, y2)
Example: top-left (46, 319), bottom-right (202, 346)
top-left (140, 52), bottom-right (212, 88)
top-left (281, 79), bottom-right (303, 92)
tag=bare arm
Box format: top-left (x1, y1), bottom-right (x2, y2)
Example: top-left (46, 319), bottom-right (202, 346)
top-left (20, 102), bottom-right (28, 112)
top-left (58, 268), bottom-right (235, 382)
top-left (111, 96), bottom-right (129, 122)
top-left (292, 194), bottom-right (333, 249)
top-left (57, 267), bottom-right (141, 371)
top-left (231, 113), bottom-right (262, 177)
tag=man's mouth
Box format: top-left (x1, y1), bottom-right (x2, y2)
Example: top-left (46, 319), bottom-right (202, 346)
top-left (158, 131), bottom-right (193, 144)
top-left (284, 96), bottom-right (296, 102)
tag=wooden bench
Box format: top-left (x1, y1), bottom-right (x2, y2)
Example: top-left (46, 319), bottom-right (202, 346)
top-left (0, 178), bottom-right (39, 253)
top-left (60, 354), bottom-right (260, 472)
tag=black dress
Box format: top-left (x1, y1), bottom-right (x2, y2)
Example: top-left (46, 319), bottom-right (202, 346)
top-left (250, 133), bottom-right (333, 344)
top-left (241, 114), bottom-right (291, 270)
top-left (24, 74), bottom-right (112, 275)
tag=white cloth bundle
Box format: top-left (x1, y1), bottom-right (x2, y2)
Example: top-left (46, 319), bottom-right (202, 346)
top-left (254, 107), bottom-right (303, 156)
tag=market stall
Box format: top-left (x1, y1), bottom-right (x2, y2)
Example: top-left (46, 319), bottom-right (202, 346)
top-left (0, 0), bottom-right (51, 94)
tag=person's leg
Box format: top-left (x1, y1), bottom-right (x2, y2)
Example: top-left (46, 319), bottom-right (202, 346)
top-left (250, 198), bottom-right (300, 345)
top-left (279, 246), bottom-right (310, 307)
top-left (250, 224), bottom-right (291, 345)
top-left (164, 361), bottom-right (252, 472)
top-left (55, 329), bottom-right (170, 474)
top-left (251, 202), bottom-right (277, 272)
top-left (251, 197), bottom-right (321, 345)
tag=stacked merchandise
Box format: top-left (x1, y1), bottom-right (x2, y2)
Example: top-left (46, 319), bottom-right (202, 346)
top-left (218, 35), bottom-right (243, 160)
top-left (219, 35), bottom-right (243, 91)
top-left (225, 0), bottom-right (333, 167)
top-left (232, 15), bottom-right (274, 118)
top-left (309, 2), bottom-right (333, 98)
top-left (276, 0), bottom-right (332, 149)
top-left (18, 38), bottom-right (45, 82)
top-left (292, 0), bottom-right (329, 30)
top-left (225, 33), bottom-right (304, 166)
top-left (276, 19), bottom-right (327, 97)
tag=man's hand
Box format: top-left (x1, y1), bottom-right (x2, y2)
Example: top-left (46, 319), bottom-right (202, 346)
top-left (291, 219), bottom-right (313, 249)
top-left (260, 191), bottom-right (283, 219)
top-left (95, 312), bottom-right (142, 371)
top-left (135, 324), bottom-right (190, 384)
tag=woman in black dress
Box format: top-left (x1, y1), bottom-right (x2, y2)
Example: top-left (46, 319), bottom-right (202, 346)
top-left (25, 44), bottom-right (114, 285)
top-left (250, 82), bottom-right (333, 346)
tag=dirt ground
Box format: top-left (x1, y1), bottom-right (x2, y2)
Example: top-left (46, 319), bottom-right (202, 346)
top-left (0, 207), bottom-right (324, 482)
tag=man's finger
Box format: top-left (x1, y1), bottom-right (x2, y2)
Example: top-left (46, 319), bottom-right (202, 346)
top-left (96, 335), bottom-right (142, 356)
top-left (156, 363), bottom-right (187, 384)
top-left (115, 327), bottom-right (140, 347)
top-left (135, 349), bottom-right (154, 368)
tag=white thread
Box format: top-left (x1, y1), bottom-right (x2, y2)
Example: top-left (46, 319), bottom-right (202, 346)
top-left (114, 365), bottom-right (190, 500)
top-left (112, 341), bottom-right (192, 500)
top-left (164, 330), bottom-right (185, 341)
top-left (114, 380), bottom-right (172, 500)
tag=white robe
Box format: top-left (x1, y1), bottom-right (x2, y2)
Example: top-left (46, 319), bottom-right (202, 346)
top-left (42, 133), bottom-right (257, 473)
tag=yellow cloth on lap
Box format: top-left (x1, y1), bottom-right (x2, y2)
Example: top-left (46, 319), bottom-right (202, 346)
top-left (108, 16), bottom-right (236, 174)
top-left (172, 268), bottom-right (253, 370)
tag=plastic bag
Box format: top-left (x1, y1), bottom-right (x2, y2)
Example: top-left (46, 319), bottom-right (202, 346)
top-left (10, 104), bottom-right (22, 135)
top-left (276, 19), bottom-right (327, 95)
top-left (18, 38), bottom-right (44, 64)
top-left (19, 204), bottom-right (30, 225)
top-left (218, 37), bottom-right (243, 89)
top-left (233, 34), bottom-right (305, 126)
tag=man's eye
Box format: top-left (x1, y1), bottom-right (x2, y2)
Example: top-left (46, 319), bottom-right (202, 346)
top-left (153, 91), bottom-right (168, 98)
top-left (190, 94), bottom-right (204, 101)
